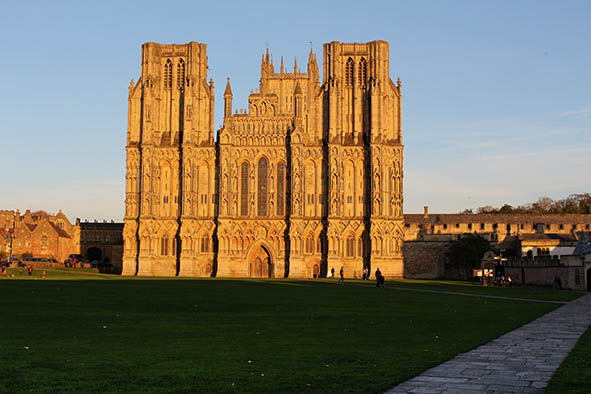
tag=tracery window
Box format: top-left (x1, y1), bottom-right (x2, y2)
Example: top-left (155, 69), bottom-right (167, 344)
top-left (345, 57), bottom-right (354, 87)
top-left (161, 237), bottom-right (168, 255)
top-left (358, 58), bottom-right (367, 87)
top-left (164, 59), bottom-right (172, 89)
top-left (346, 237), bottom-right (355, 257)
top-left (277, 161), bottom-right (285, 216)
top-left (257, 157), bottom-right (268, 216)
top-left (201, 235), bottom-right (210, 253)
top-left (177, 59), bottom-right (185, 90)
top-left (240, 162), bottom-right (249, 216)
top-left (358, 238), bottom-right (363, 256)
top-left (305, 236), bottom-right (314, 254)
top-left (41, 235), bottom-right (48, 253)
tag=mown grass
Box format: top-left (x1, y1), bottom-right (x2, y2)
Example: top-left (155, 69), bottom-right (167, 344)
top-left (0, 271), bottom-right (580, 393)
top-left (544, 325), bottom-right (591, 393)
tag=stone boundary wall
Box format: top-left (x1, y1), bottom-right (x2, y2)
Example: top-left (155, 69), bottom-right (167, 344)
top-left (403, 240), bottom-right (447, 279)
top-left (505, 266), bottom-right (585, 291)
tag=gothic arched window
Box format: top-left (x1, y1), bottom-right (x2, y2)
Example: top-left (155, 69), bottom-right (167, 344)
top-left (177, 59), bottom-right (185, 90)
top-left (164, 59), bottom-right (172, 89)
top-left (161, 237), bottom-right (168, 255)
top-left (345, 57), bottom-right (354, 87)
top-left (201, 235), bottom-right (209, 253)
top-left (240, 162), bottom-right (249, 216)
top-left (277, 161), bottom-right (285, 216)
top-left (257, 157), bottom-right (268, 217)
top-left (358, 58), bottom-right (367, 87)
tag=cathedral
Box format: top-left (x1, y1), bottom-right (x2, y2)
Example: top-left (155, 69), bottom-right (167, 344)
top-left (122, 40), bottom-right (404, 279)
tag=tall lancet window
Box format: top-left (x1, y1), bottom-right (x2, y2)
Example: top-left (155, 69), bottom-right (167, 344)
top-left (177, 59), bottom-right (185, 90)
top-left (164, 59), bottom-right (172, 89)
top-left (345, 57), bottom-right (354, 87)
top-left (240, 162), bottom-right (249, 216)
top-left (257, 157), bottom-right (268, 217)
top-left (358, 58), bottom-right (367, 87)
top-left (277, 161), bottom-right (285, 216)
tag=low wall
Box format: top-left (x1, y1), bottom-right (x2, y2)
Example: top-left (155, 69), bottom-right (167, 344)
top-left (403, 240), bottom-right (447, 279)
top-left (505, 266), bottom-right (585, 291)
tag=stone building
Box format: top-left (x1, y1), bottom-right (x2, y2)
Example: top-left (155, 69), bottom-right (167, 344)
top-left (122, 41), bottom-right (404, 278)
top-left (403, 206), bottom-right (591, 286)
top-left (0, 209), bottom-right (76, 262)
top-left (77, 219), bottom-right (124, 271)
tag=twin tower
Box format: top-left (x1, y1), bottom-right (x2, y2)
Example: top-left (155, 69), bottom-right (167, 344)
top-left (122, 41), bottom-right (404, 278)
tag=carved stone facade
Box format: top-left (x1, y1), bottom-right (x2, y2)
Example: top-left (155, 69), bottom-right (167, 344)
top-left (123, 41), bottom-right (404, 278)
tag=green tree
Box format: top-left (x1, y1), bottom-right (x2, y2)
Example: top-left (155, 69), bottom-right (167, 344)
top-left (445, 234), bottom-right (491, 280)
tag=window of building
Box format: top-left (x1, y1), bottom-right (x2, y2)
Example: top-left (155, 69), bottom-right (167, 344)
top-left (358, 58), bottom-right (367, 86)
top-left (520, 224), bottom-right (524, 230)
top-left (575, 269), bottom-right (580, 285)
top-left (346, 237), bottom-right (355, 257)
top-left (493, 223), bottom-right (498, 229)
top-left (164, 59), bottom-right (172, 88)
top-left (468, 223), bottom-right (472, 230)
top-left (455, 223), bottom-right (460, 228)
top-left (345, 57), bottom-right (354, 86)
top-left (257, 157), bottom-right (268, 217)
top-left (240, 162), bottom-right (249, 216)
top-left (176, 59), bottom-right (185, 90)
top-left (305, 237), bottom-right (314, 254)
top-left (317, 238), bottom-right (322, 253)
top-left (357, 238), bottom-right (363, 256)
top-left (443, 224), bottom-right (448, 229)
top-left (201, 236), bottom-right (209, 253)
top-left (559, 224), bottom-right (564, 230)
top-left (546, 224), bottom-right (550, 230)
top-left (480, 223), bottom-right (485, 230)
top-left (586, 224), bottom-right (590, 230)
top-left (277, 162), bottom-right (285, 216)
top-left (41, 235), bottom-right (48, 253)
top-left (161, 238), bottom-right (168, 255)
top-left (572, 224), bottom-right (577, 230)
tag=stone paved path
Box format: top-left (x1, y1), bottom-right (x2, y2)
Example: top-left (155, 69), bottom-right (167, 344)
top-left (385, 292), bottom-right (591, 394)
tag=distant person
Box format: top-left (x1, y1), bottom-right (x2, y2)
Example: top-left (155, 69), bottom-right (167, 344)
top-left (507, 275), bottom-right (512, 287)
top-left (42, 271), bottom-right (46, 279)
top-left (28, 265), bottom-right (33, 277)
top-left (363, 267), bottom-right (369, 280)
top-left (375, 268), bottom-right (384, 288)
top-left (338, 267), bottom-right (344, 284)
top-left (1, 267), bottom-right (7, 276)
top-left (331, 267), bottom-right (335, 279)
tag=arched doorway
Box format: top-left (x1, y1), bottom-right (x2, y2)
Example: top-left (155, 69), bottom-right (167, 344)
top-left (87, 247), bottom-right (102, 262)
top-left (587, 267), bottom-right (591, 291)
top-left (248, 245), bottom-right (273, 278)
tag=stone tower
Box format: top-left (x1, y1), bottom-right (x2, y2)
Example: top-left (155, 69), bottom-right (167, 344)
top-left (122, 42), bottom-right (216, 276)
top-left (123, 40), bottom-right (403, 278)
top-left (322, 41), bottom-right (404, 278)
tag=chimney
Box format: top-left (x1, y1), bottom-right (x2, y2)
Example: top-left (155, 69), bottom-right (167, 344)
top-left (424, 206), bottom-right (429, 218)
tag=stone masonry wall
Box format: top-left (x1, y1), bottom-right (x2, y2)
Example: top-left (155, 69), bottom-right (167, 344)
top-left (403, 240), bottom-right (447, 279)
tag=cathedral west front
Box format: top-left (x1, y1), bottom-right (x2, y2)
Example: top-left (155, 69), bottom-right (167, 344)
top-left (122, 40), bottom-right (404, 278)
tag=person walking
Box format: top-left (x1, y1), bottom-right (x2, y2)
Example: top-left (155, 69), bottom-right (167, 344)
top-left (331, 267), bottom-right (335, 279)
top-left (338, 267), bottom-right (344, 284)
top-left (28, 264), bottom-right (34, 277)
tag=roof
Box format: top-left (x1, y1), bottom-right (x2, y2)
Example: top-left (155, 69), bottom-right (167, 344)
top-left (574, 232), bottom-right (591, 256)
top-left (519, 233), bottom-right (576, 243)
top-left (49, 222), bottom-right (71, 238)
top-left (404, 213), bottom-right (591, 225)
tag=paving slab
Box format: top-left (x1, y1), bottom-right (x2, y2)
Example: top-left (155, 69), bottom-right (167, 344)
top-left (385, 293), bottom-right (591, 394)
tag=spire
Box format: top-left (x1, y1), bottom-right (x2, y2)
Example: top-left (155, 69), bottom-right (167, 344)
top-left (224, 77), bottom-right (232, 96)
top-left (265, 47), bottom-right (269, 64)
top-left (294, 56), bottom-right (298, 73)
top-left (280, 56), bottom-right (284, 74)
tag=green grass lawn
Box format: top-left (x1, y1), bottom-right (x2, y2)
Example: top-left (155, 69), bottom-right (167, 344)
top-left (0, 270), bottom-right (582, 393)
top-left (544, 325), bottom-right (591, 393)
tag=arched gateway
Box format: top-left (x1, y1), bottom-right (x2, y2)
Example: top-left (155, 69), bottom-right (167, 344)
top-left (248, 244), bottom-right (274, 278)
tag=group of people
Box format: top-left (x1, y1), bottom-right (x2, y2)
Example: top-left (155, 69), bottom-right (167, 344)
top-left (1, 265), bottom-right (46, 278)
top-left (331, 266), bottom-right (385, 288)
top-left (494, 275), bottom-right (513, 287)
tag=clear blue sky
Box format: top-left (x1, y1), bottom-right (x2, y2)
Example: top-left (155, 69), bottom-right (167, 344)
top-left (1, 0), bottom-right (589, 222)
